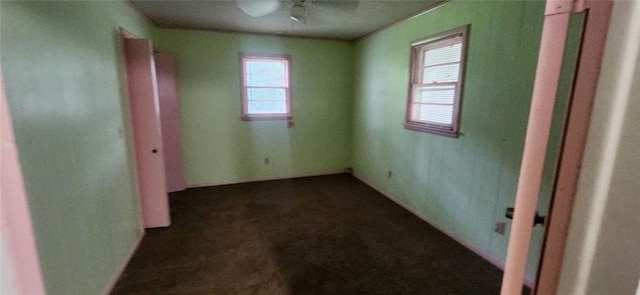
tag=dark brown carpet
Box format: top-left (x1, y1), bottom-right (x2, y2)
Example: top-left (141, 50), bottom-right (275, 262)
top-left (111, 174), bottom-right (520, 294)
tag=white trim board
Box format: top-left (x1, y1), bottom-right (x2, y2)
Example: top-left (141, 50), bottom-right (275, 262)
top-left (186, 171), bottom-right (344, 189)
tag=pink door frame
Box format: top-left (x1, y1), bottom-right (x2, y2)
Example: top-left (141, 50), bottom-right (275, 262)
top-left (123, 37), bottom-right (171, 228)
top-left (0, 71), bottom-right (47, 294)
top-left (501, 0), bottom-right (612, 293)
top-left (154, 53), bottom-right (186, 193)
top-left (533, 1), bottom-right (612, 294)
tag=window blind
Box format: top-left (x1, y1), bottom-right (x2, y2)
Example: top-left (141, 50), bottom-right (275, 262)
top-left (410, 36), bottom-right (463, 129)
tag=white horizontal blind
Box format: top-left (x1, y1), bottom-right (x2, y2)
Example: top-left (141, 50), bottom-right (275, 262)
top-left (243, 58), bottom-right (289, 115)
top-left (410, 36), bottom-right (463, 129)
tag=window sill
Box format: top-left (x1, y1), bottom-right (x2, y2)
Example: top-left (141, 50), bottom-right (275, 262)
top-left (403, 122), bottom-right (459, 138)
top-left (241, 115), bottom-right (293, 121)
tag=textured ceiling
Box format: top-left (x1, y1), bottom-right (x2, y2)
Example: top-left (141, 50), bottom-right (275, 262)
top-left (131, 0), bottom-right (447, 40)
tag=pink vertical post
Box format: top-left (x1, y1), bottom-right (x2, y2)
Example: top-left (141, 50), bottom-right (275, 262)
top-left (0, 73), bottom-right (47, 294)
top-left (500, 0), bottom-right (573, 293)
top-left (154, 53), bottom-right (186, 193)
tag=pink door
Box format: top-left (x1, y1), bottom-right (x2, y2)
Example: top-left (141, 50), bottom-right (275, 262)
top-left (124, 38), bottom-right (171, 228)
top-left (154, 53), bottom-right (186, 193)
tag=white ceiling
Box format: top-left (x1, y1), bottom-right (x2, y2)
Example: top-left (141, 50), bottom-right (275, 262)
top-left (131, 0), bottom-right (447, 40)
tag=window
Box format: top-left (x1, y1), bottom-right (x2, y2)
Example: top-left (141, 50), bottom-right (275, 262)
top-left (240, 53), bottom-right (292, 120)
top-left (405, 25), bottom-right (468, 137)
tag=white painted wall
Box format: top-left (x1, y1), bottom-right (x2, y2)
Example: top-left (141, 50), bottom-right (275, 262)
top-left (557, 0), bottom-right (640, 294)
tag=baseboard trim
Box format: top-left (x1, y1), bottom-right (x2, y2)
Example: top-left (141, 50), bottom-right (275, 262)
top-left (101, 231), bottom-right (145, 295)
top-left (351, 173), bottom-right (534, 288)
top-left (186, 171), bottom-right (344, 189)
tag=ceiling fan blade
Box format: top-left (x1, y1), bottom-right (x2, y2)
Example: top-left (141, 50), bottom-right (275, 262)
top-left (313, 0), bottom-right (360, 13)
top-left (236, 0), bottom-right (281, 17)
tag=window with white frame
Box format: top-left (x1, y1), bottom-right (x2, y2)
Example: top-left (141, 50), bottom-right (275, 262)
top-left (405, 26), bottom-right (468, 137)
top-left (240, 54), bottom-right (291, 120)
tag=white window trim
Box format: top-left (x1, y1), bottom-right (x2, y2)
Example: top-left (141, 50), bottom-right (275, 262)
top-left (239, 53), bottom-right (292, 121)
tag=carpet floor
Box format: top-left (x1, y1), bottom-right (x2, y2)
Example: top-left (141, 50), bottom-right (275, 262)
top-left (111, 174), bottom-right (522, 294)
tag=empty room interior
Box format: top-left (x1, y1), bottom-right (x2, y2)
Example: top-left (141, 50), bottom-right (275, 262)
top-left (1, 0), bottom-right (639, 294)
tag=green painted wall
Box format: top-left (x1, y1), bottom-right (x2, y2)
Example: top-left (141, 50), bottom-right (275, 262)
top-left (351, 0), bottom-right (582, 282)
top-left (1, 0), bottom-right (584, 292)
top-left (1, 2), bottom-right (151, 294)
top-left (151, 29), bottom-right (355, 187)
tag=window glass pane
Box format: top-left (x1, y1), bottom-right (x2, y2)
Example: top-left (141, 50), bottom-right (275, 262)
top-left (414, 85), bottom-right (455, 104)
top-left (423, 42), bottom-right (462, 66)
top-left (247, 101), bottom-right (287, 114)
top-left (407, 28), bottom-right (466, 134)
top-left (415, 104), bottom-right (454, 125)
top-left (247, 74), bottom-right (285, 87)
top-left (422, 63), bottom-right (460, 83)
top-left (246, 60), bottom-right (285, 75)
top-left (242, 57), bottom-right (291, 117)
top-left (247, 88), bottom-right (286, 101)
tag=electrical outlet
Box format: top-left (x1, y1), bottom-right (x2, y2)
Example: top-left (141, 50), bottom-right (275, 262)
top-left (387, 171), bottom-right (393, 178)
top-left (264, 158), bottom-right (270, 165)
top-left (117, 126), bottom-right (124, 139)
top-left (494, 221), bottom-right (506, 235)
